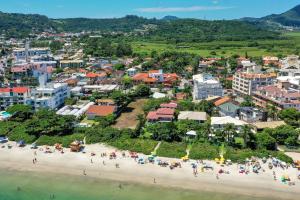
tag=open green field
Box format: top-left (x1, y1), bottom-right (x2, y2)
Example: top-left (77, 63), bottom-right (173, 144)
top-left (132, 32), bottom-right (300, 57)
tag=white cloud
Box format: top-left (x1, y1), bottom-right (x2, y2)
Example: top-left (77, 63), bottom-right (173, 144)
top-left (136, 6), bottom-right (234, 13)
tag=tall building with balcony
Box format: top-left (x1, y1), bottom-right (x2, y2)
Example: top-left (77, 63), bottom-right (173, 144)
top-left (0, 87), bottom-right (30, 110)
top-left (233, 65), bottom-right (277, 96)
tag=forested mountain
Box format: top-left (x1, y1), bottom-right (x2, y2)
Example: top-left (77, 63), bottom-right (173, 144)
top-left (241, 4), bottom-right (300, 28)
top-left (262, 4), bottom-right (300, 27)
top-left (0, 11), bottom-right (279, 41)
top-left (0, 11), bottom-right (56, 37)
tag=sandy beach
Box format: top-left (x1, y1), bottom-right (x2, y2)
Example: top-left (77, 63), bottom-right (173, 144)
top-left (0, 142), bottom-right (299, 200)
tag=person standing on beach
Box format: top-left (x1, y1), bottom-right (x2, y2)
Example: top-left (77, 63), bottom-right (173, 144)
top-left (153, 178), bottom-right (156, 183)
top-left (83, 169), bottom-right (87, 176)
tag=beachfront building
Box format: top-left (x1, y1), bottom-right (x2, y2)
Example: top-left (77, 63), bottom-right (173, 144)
top-left (193, 74), bottom-right (223, 100)
top-left (251, 121), bottom-right (286, 133)
top-left (85, 105), bottom-right (117, 120)
top-left (26, 82), bottom-right (70, 110)
top-left (211, 116), bottom-right (248, 132)
top-left (233, 65), bottom-right (277, 96)
top-left (0, 87), bottom-right (30, 110)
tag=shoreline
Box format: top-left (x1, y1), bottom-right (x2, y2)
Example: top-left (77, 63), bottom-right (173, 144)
top-left (0, 142), bottom-right (299, 200)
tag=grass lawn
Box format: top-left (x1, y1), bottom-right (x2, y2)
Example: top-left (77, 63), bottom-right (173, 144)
top-left (113, 99), bottom-right (147, 129)
top-left (132, 32), bottom-right (300, 57)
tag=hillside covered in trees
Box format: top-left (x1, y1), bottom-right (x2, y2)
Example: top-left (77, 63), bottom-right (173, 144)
top-left (0, 12), bottom-right (279, 42)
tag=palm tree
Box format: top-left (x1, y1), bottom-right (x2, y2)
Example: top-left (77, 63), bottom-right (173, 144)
top-left (223, 123), bottom-right (236, 145)
top-left (240, 125), bottom-right (252, 148)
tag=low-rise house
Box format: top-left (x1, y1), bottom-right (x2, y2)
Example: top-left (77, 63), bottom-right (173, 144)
top-left (60, 60), bottom-right (83, 68)
top-left (86, 105), bottom-right (116, 120)
top-left (218, 102), bottom-right (240, 118)
top-left (147, 108), bottom-right (175, 123)
top-left (133, 70), bottom-right (179, 87)
top-left (83, 85), bottom-right (119, 94)
top-left (127, 67), bottom-right (138, 77)
top-left (96, 99), bottom-right (116, 106)
top-left (160, 102), bottom-right (177, 109)
top-left (251, 121), bottom-right (286, 132)
top-left (239, 107), bottom-right (266, 123)
top-left (211, 116), bottom-right (248, 132)
top-left (178, 111), bottom-right (207, 123)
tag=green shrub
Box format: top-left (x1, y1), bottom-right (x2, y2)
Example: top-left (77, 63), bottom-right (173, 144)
top-left (0, 121), bottom-right (20, 136)
top-left (156, 142), bottom-right (187, 158)
top-left (189, 143), bottom-right (219, 160)
top-left (8, 125), bottom-right (36, 144)
top-left (109, 138), bottom-right (158, 155)
top-left (36, 134), bottom-right (85, 147)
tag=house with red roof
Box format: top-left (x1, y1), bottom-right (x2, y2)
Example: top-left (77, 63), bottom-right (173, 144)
top-left (133, 69), bottom-right (179, 87)
top-left (146, 102), bottom-right (176, 122)
top-left (86, 105), bottom-right (117, 120)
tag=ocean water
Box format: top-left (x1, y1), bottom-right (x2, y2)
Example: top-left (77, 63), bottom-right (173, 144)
top-left (0, 169), bottom-right (273, 200)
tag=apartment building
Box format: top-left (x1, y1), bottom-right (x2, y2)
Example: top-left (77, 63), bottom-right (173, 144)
top-left (13, 48), bottom-right (51, 61)
top-left (193, 74), bottom-right (223, 100)
top-left (0, 87), bottom-right (30, 110)
top-left (233, 66), bottom-right (277, 96)
top-left (26, 82), bottom-right (70, 110)
top-left (253, 82), bottom-right (300, 111)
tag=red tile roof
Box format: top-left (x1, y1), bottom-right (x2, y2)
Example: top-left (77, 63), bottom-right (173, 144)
top-left (156, 108), bottom-right (175, 115)
top-left (160, 102), bottom-right (178, 109)
top-left (86, 72), bottom-right (107, 78)
top-left (214, 97), bottom-right (231, 106)
top-left (86, 105), bottom-right (115, 117)
top-left (0, 87), bottom-right (29, 93)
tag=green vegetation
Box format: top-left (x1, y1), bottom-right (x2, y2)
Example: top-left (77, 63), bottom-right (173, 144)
top-left (109, 138), bottom-right (158, 155)
top-left (189, 143), bottom-right (219, 160)
top-left (36, 134), bottom-right (85, 147)
top-left (8, 124), bottom-right (37, 144)
top-left (156, 142), bottom-right (187, 158)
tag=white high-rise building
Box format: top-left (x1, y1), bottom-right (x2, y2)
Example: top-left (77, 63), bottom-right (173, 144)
top-left (26, 80), bottom-right (70, 110)
top-left (193, 74), bottom-right (223, 100)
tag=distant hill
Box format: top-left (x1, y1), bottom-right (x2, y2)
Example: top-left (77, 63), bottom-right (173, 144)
top-left (0, 11), bottom-right (56, 37)
top-left (262, 4), bottom-right (300, 27)
top-left (241, 4), bottom-right (300, 28)
top-left (161, 16), bottom-right (179, 21)
top-left (0, 11), bottom-right (279, 42)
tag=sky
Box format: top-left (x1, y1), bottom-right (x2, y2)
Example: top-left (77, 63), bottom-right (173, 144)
top-left (0, 0), bottom-right (299, 19)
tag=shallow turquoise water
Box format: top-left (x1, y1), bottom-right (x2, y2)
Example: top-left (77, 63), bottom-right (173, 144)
top-left (0, 169), bottom-right (273, 200)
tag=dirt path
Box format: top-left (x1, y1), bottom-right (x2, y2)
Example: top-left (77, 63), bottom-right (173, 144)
top-left (113, 99), bottom-right (147, 129)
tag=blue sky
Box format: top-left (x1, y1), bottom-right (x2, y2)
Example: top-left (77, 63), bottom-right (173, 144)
top-left (0, 0), bottom-right (299, 19)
